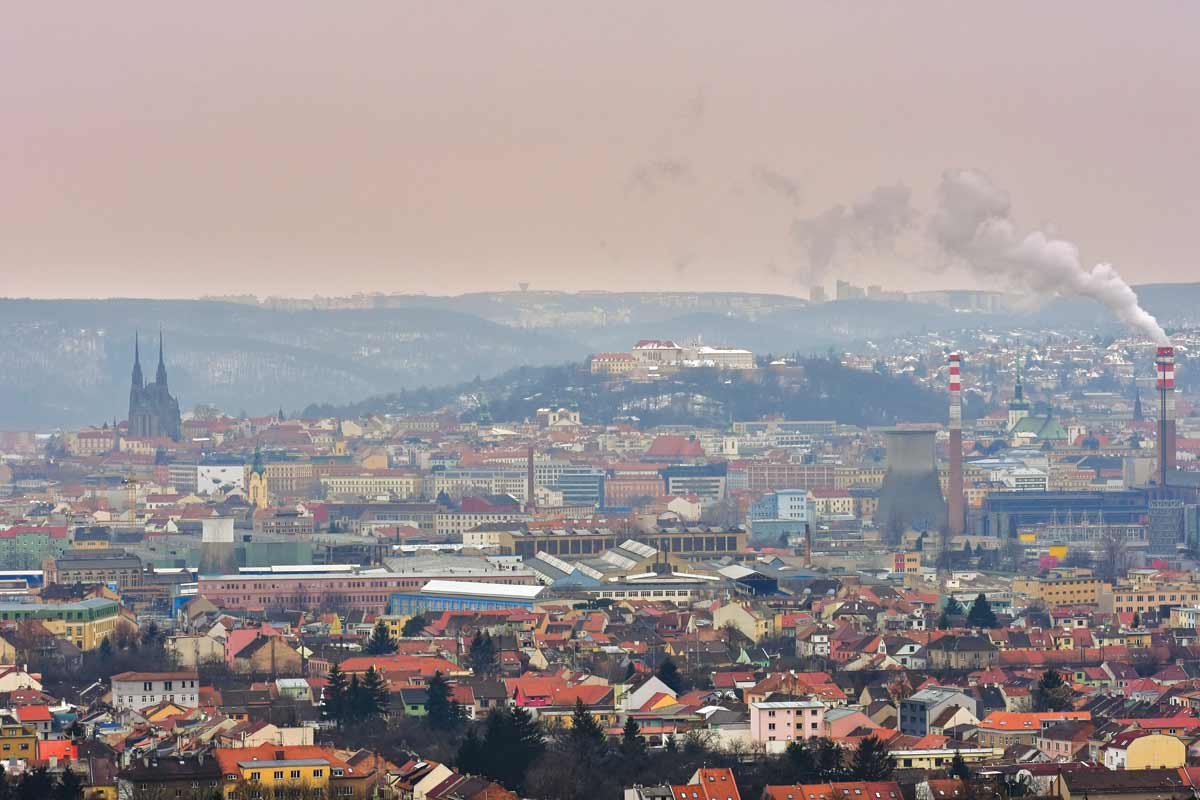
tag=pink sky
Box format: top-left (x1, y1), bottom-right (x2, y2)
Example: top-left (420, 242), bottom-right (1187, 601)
top-left (2, 2), bottom-right (1197, 298)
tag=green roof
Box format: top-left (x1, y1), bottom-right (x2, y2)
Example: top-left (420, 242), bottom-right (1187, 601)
top-left (1010, 415), bottom-right (1068, 441)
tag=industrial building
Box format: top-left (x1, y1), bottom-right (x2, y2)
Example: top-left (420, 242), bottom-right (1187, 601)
top-left (388, 579), bottom-right (544, 614)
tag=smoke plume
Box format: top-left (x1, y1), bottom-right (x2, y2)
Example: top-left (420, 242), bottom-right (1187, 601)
top-left (752, 165), bottom-right (802, 205)
top-left (627, 158), bottom-right (691, 194)
top-left (792, 183), bottom-right (915, 285)
top-left (932, 169), bottom-right (1168, 344)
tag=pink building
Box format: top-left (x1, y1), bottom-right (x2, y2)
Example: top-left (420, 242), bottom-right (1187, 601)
top-left (196, 570), bottom-right (538, 613)
top-left (750, 699), bottom-right (826, 753)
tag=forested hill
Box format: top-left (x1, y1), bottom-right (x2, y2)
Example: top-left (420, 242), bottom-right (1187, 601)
top-left (302, 357), bottom-right (984, 429)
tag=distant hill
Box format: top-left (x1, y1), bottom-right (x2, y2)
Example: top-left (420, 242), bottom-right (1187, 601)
top-left (302, 357), bottom-right (975, 429)
top-left (2, 284), bottom-right (1195, 429)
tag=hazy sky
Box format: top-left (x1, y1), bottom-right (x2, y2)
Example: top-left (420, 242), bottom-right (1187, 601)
top-left (3, 2), bottom-right (1197, 299)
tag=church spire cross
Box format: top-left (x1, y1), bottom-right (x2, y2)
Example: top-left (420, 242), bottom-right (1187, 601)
top-left (156, 328), bottom-right (168, 387)
top-left (131, 331), bottom-right (144, 388)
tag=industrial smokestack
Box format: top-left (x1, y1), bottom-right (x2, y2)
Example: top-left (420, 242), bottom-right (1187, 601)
top-left (947, 353), bottom-right (964, 537)
top-left (526, 445), bottom-right (537, 513)
top-left (1156, 346), bottom-right (1176, 485)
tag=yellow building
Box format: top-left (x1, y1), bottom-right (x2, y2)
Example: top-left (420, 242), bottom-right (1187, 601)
top-left (215, 745), bottom-right (378, 800)
top-left (0, 715), bottom-right (37, 760)
top-left (319, 471), bottom-right (422, 500)
top-left (0, 599), bottom-right (121, 651)
top-left (1103, 732), bottom-right (1185, 770)
top-left (1013, 576), bottom-right (1106, 607)
top-left (1104, 582), bottom-right (1200, 616)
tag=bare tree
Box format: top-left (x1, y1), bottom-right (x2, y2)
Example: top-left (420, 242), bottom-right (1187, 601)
top-left (1100, 526), bottom-right (1129, 582)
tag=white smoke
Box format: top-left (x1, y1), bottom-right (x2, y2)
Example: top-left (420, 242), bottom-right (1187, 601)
top-left (932, 169), bottom-right (1168, 345)
top-left (792, 183), bottom-right (915, 286)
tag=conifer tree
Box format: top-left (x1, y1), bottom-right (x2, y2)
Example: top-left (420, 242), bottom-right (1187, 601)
top-left (967, 592), bottom-right (997, 629)
top-left (656, 656), bottom-right (684, 693)
top-left (469, 631), bottom-right (498, 676)
top-left (323, 662), bottom-right (348, 727)
top-left (850, 735), bottom-right (896, 780)
top-left (359, 666), bottom-right (391, 719)
top-left (365, 620), bottom-right (397, 655)
top-left (619, 717), bottom-right (646, 762)
top-left (426, 671), bottom-right (465, 730)
top-left (402, 614), bottom-right (428, 637)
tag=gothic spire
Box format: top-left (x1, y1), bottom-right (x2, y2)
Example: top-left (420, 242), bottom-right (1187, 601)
top-left (156, 329), bottom-right (168, 387)
top-left (131, 331), bottom-right (144, 388)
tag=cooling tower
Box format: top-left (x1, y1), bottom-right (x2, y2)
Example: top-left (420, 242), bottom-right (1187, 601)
top-left (200, 516), bottom-right (237, 575)
top-left (877, 428), bottom-right (947, 544)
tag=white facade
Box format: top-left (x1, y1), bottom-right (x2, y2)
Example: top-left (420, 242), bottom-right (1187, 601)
top-left (112, 672), bottom-right (199, 709)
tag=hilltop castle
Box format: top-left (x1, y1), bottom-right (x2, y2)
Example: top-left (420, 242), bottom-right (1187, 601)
top-left (128, 332), bottom-right (181, 441)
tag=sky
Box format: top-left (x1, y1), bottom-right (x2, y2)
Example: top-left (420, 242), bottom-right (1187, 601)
top-left (2, 2), bottom-right (1197, 299)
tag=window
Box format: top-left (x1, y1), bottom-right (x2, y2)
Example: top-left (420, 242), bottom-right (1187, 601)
top-left (291, 771), bottom-right (301, 779)
top-left (250, 772), bottom-right (261, 781)
top-left (274, 771), bottom-right (284, 780)
top-left (313, 770), bottom-right (324, 778)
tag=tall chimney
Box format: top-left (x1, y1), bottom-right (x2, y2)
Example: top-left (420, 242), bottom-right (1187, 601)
top-left (526, 445), bottom-right (536, 513)
top-left (947, 353), bottom-right (964, 537)
top-left (1156, 346), bottom-right (1177, 485)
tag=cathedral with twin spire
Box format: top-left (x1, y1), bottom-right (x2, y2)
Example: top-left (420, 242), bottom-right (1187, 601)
top-left (128, 332), bottom-right (182, 441)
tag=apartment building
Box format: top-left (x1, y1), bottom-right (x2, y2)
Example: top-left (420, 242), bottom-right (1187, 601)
top-left (749, 700), bottom-right (825, 752)
top-left (319, 471), bottom-right (423, 500)
top-left (0, 599), bottom-right (121, 651)
top-left (1103, 582), bottom-right (1200, 618)
top-left (1012, 576), bottom-right (1107, 607)
top-left (112, 671), bottom-right (200, 709)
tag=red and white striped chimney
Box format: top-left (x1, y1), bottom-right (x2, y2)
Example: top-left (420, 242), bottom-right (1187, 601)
top-left (1156, 346), bottom-right (1176, 485)
top-left (947, 353), bottom-right (964, 536)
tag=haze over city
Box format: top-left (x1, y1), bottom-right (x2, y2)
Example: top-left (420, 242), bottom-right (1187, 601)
top-left (4, 7), bottom-right (1200, 800)
top-left (3, 2), bottom-right (1198, 298)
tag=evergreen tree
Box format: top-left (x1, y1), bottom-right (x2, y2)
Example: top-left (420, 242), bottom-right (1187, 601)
top-left (16, 768), bottom-right (53, 800)
top-left (364, 620), bottom-right (397, 655)
top-left (966, 592), bottom-right (997, 629)
top-left (785, 739), bottom-right (818, 783)
top-left (323, 662), bottom-right (348, 727)
top-left (457, 726), bottom-right (486, 775)
top-left (346, 674), bottom-right (366, 724)
top-left (566, 697), bottom-right (607, 763)
top-left (948, 750), bottom-right (971, 780)
top-left (359, 666), bottom-right (391, 719)
top-left (98, 637), bottom-right (113, 659)
top-left (664, 733), bottom-right (678, 754)
top-left (814, 738), bottom-right (845, 780)
top-left (401, 614), bottom-right (428, 637)
top-left (0, 762), bottom-right (11, 800)
top-left (619, 717), bottom-right (647, 762)
top-left (426, 672), bottom-right (465, 730)
top-left (477, 706), bottom-right (545, 793)
top-left (52, 769), bottom-right (83, 800)
top-left (469, 631), bottom-right (499, 676)
top-left (850, 735), bottom-right (896, 781)
top-left (1132, 611), bottom-right (1141, 628)
top-left (938, 597), bottom-right (965, 629)
top-left (1034, 669), bottom-right (1074, 712)
top-left (656, 656), bottom-right (684, 694)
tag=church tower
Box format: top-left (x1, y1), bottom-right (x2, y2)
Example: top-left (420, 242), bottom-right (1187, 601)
top-left (247, 445), bottom-right (270, 508)
top-left (127, 330), bottom-right (183, 441)
top-left (1007, 356), bottom-right (1031, 431)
